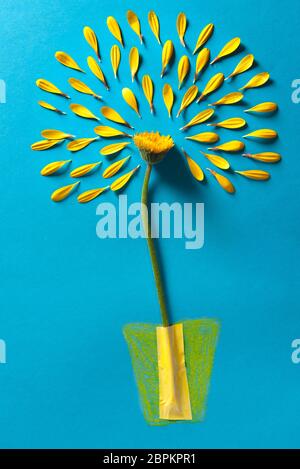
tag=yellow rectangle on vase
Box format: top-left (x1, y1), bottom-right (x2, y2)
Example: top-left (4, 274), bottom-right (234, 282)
top-left (156, 323), bottom-right (192, 420)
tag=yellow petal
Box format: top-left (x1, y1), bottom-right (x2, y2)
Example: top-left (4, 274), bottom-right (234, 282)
top-left (244, 102), bottom-right (278, 113)
top-left (110, 165), bottom-right (140, 191)
top-left (31, 139), bottom-right (64, 151)
top-left (180, 108), bottom-right (214, 130)
top-left (209, 117), bottom-right (246, 129)
top-left (162, 84), bottom-right (174, 118)
top-left (244, 128), bottom-right (277, 139)
top-left (41, 160), bottom-right (71, 176)
top-left (197, 72), bottom-right (224, 102)
top-left (226, 54), bottom-right (254, 80)
top-left (208, 140), bottom-right (245, 152)
top-left (182, 149), bottom-right (204, 181)
top-left (148, 11), bottom-right (161, 44)
top-left (122, 88), bottom-right (141, 117)
top-left (55, 51), bottom-right (84, 72)
top-left (51, 182), bottom-right (80, 202)
top-left (240, 72), bottom-right (270, 90)
top-left (211, 37), bottom-right (241, 65)
top-left (178, 55), bottom-right (190, 89)
top-left (78, 187), bottom-right (109, 204)
top-left (210, 92), bottom-right (243, 106)
top-left (129, 47), bottom-right (140, 82)
top-left (200, 152), bottom-right (230, 170)
top-left (193, 23), bottom-right (214, 55)
top-left (193, 48), bottom-right (210, 83)
top-left (68, 78), bottom-right (101, 100)
top-left (103, 156), bottom-right (131, 178)
top-left (87, 56), bottom-right (109, 90)
top-left (186, 132), bottom-right (219, 143)
top-left (101, 106), bottom-right (133, 129)
top-left (94, 125), bottom-right (131, 138)
top-left (36, 79), bottom-right (70, 99)
top-left (70, 103), bottom-right (99, 120)
top-left (176, 12), bottom-right (187, 47)
top-left (176, 85), bottom-right (198, 117)
top-left (242, 152), bottom-right (281, 163)
top-left (41, 129), bottom-right (73, 140)
top-left (235, 170), bottom-right (270, 180)
top-left (38, 100), bottom-right (66, 115)
top-left (110, 45), bottom-right (121, 78)
top-left (83, 26), bottom-right (100, 61)
top-left (100, 142), bottom-right (131, 156)
top-left (142, 75), bottom-right (154, 113)
top-left (67, 137), bottom-right (98, 152)
top-left (127, 10), bottom-right (143, 43)
top-left (70, 162), bottom-right (101, 178)
top-left (161, 40), bottom-right (174, 77)
top-left (107, 16), bottom-right (124, 47)
top-left (208, 168), bottom-right (235, 193)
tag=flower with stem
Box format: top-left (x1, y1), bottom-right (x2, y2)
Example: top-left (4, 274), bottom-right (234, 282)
top-left (32, 14), bottom-right (280, 325)
top-left (134, 132), bottom-right (174, 326)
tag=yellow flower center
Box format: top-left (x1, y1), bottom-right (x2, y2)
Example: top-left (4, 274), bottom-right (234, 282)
top-left (133, 131), bottom-right (174, 155)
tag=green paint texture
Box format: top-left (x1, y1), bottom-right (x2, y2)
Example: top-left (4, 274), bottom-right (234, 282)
top-left (123, 319), bottom-right (220, 426)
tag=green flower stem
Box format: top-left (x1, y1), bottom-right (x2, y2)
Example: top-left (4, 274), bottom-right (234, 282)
top-left (141, 164), bottom-right (170, 327)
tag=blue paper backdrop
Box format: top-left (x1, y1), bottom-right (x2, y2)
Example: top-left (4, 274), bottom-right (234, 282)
top-left (0, 0), bottom-right (299, 449)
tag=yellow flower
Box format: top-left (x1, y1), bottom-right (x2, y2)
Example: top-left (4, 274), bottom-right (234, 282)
top-left (133, 131), bottom-right (174, 164)
top-left (33, 15), bottom-right (279, 201)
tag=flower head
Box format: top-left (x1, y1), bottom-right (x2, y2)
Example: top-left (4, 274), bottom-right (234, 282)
top-left (32, 14), bottom-right (279, 203)
top-left (133, 131), bottom-right (175, 164)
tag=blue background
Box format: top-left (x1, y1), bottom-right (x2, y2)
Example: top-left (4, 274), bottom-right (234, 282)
top-left (0, 0), bottom-right (299, 449)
